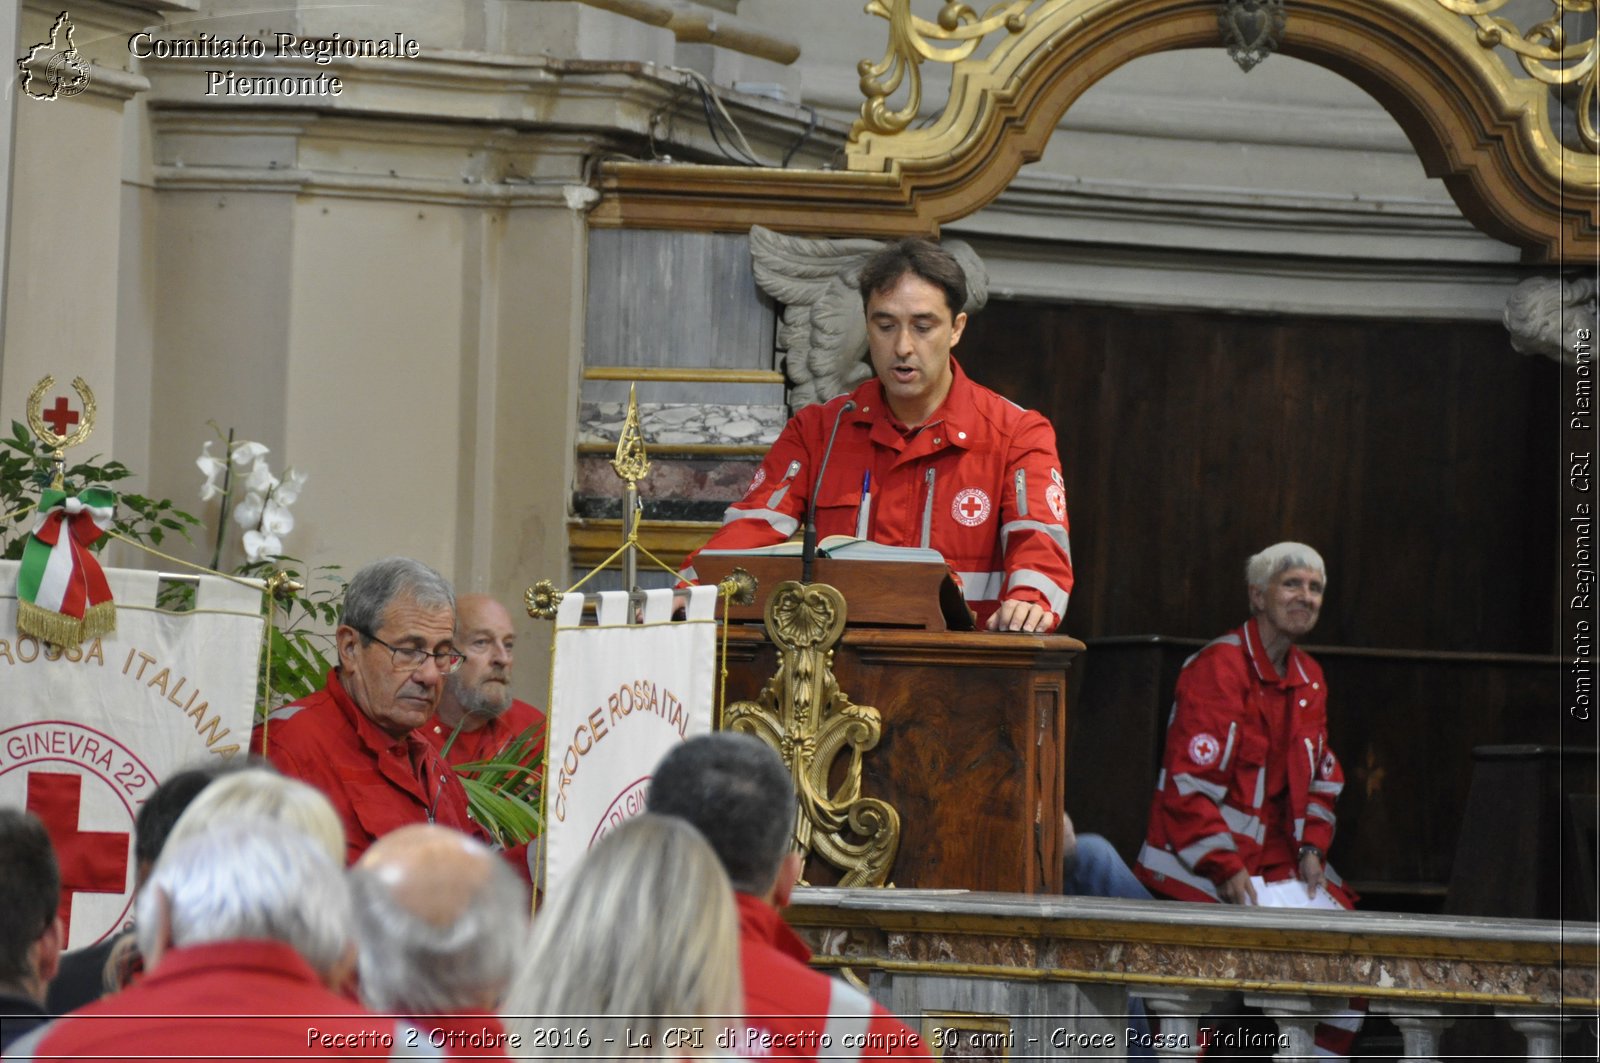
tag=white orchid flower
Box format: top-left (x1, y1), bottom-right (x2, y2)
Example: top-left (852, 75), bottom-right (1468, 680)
top-left (244, 456), bottom-right (279, 496)
top-left (275, 467), bottom-right (308, 506)
top-left (196, 441), bottom-right (227, 501)
top-left (261, 498), bottom-right (295, 536)
top-left (242, 529), bottom-right (282, 561)
top-left (233, 489), bottom-right (265, 529)
top-left (231, 440), bottom-right (270, 467)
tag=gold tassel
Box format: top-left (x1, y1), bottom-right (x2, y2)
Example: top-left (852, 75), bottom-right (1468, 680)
top-left (16, 599), bottom-right (114, 646)
top-left (80, 599), bottom-right (116, 639)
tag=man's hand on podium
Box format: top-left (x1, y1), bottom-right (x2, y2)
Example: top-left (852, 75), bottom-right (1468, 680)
top-left (985, 599), bottom-right (1054, 633)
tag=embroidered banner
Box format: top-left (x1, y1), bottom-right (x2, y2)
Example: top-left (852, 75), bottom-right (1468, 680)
top-left (0, 561), bottom-right (264, 949)
top-left (542, 586), bottom-right (718, 895)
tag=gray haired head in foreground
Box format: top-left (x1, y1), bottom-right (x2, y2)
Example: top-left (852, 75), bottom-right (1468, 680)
top-left (339, 556), bottom-right (455, 637)
top-left (347, 828), bottom-right (529, 1014)
top-left (134, 817), bottom-right (351, 981)
top-left (646, 731), bottom-right (797, 896)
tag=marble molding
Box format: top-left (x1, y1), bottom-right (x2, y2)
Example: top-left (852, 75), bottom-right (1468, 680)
top-left (573, 454), bottom-right (759, 523)
top-left (788, 890), bottom-right (1599, 1008)
top-left (578, 401), bottom-right (785, 448)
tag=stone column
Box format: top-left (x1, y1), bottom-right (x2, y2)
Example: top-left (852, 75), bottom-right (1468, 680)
top-left (1496, 1009), bottom-right (1574, 1062)
top-left (1369, 1000), bottom-right (1461, 1063)
top-left (1242, 991), bottom-right (1323, 1060)
top-left (1136, 987), bottom-right (1229, 1061)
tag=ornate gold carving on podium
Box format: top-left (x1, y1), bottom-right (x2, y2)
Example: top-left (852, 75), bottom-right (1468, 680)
top-left (725, 580), bottom-right (901, 887)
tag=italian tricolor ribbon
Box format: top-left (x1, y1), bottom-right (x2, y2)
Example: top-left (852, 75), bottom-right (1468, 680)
top-left (17, 487), bottom-right (117, 644)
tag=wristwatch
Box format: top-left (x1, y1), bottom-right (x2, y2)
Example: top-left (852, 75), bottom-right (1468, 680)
top-left (1298, 844), bottom-right (1324, 862)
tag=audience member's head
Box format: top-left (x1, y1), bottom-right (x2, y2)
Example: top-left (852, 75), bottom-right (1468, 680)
top-left (348, 824), bottom-right (528, 1014)
top-left (503, 813), bottom-right (741, 1057)
top-left (134, 818), bottom-right (352, 985)
top-left (132, 763), bottom-right (237, 886)
top-left (1244, 541), bottom-right (1327, 592)
top-left (166, 767), bottom-right (345, 864)
top-left (438, 594), bottom-right (518, 731)
top-left (0, 809), bottom-right (62, 1003)
top-left (1245, 541), bottom-right (1327, 643)
top-left (647, 732), bottom-right (801, 903)
top-left (336, 556), bottom-right (461, 738)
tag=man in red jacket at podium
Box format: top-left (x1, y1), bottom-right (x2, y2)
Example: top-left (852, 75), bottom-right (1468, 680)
top-left (682, 238), bottom-right (1073, 633)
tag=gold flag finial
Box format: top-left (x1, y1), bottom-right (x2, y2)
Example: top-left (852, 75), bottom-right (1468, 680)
top-left (610, 382), bottom-right (651, 487)
top-left (26, 376), bottom-right (97, 489)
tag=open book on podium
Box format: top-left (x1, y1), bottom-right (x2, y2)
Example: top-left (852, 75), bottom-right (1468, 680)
top-left (692, 535), bottom-right (976, 631)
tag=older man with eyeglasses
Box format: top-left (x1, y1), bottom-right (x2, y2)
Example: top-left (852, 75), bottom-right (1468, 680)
top-left (251, 557), bottom-right (485, 865)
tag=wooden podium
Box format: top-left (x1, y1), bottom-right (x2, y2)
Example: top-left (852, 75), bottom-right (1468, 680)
top-left (695, 554), bottom-right (1084, 894)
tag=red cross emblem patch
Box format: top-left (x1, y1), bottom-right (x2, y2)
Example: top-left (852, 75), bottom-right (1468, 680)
top-left (1188, 732), bottom-right (1221, 766)
top-left (951, 488), bottom-right (991, 527)
top-left (747, 467), bottom-right (766, 494)
top-left (1046, 483), bottom-right (1066, 521)
top-left (1320, 751), bottom-right (1337, 779)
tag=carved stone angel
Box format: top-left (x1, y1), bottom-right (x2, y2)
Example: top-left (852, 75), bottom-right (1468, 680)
top-left (750, 225), bottom-right (990, 410)
top-left (1503, 275), bottom-right (1597, 367)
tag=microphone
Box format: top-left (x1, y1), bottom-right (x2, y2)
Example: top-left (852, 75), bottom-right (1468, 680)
top-left (802, 399), bottom-right (856, 584)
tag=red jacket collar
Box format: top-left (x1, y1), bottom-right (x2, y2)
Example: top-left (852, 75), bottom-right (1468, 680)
top-left (1240, 616), bottom-right (1313, 688)
top-left (144, 939), bottom-right (325, 989)
top-left (736, 892), bottom-right (811, 966)
top-left (849, 357), bottom-right (978, 450)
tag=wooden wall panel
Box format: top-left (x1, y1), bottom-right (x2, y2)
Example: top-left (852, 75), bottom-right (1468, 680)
top-left (957, 301), bottom-right (1562, 655)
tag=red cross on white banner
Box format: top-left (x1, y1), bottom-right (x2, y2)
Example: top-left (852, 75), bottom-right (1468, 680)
top-left (26, 771), bottom-right (131, 941)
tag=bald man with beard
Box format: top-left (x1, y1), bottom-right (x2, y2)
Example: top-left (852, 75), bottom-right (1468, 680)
top-left (348, 825), bottom-right (529, 1059)
top-left (422, 595), bottom-right (546, 771)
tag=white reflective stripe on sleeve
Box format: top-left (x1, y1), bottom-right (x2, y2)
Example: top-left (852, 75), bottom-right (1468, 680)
top-left (920, 467), bottom-right (936, 548)
top-left (1178, 831), bottom-right (1237, 865)
top-left (722, 507), bottom-right (799, 537)
top-left (1220, 804), bottom-right (1266, 844)
top-left (1173, 773), bottom-right (1228, 803)
top-left (1324, 863), bottom-right (1345, 887)
top-left (267, 701), bottom-right (311, 723)
top-left (822, 979), bottom-right (874, 1063)
top-left (1136, 842), bottom-right (1222, 900)
top-left (1014, 468), bottom-right (1028, 516)
top-left (1294, 816), bottom-right (1306, 841)
top-left (1306, 802), bottom-right (1337, 825)
top-left (1254, 767), bottom-right (1266, 807)
top-left (1155, 768), bottom-right (1167, 790)
top-left (679, 565), bottom-right (699, 583)
top-left (1304, 737), bottom-right (1317, 776)
top-left (1005, 568), bottom-right (1070, 616)
top-left (999, 519), bottom-right (1072, 554)
top-left (767, 483), bottom-right (792, 508)
top-left (1310, 779), bottom-right (1343, 797)
top-left (1219, 722), bottom-right (1238, 772)
top-left (955, 570), bottom-right (1005, 602)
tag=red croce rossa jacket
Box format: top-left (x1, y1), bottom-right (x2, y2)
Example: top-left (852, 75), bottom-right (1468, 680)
top-left (1134, 617), bottom-right (1353, 907)
top-left (683, 359), bottom-right (1073, 629)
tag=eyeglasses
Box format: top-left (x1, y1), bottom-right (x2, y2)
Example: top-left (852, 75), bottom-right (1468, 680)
top-left (357, 630), bottom-right (465, 675)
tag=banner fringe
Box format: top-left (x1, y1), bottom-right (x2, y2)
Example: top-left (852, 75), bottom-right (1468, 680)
top-left (16, 598), bottom-right (116, 645)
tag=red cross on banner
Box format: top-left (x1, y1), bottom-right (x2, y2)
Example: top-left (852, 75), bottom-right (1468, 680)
top-left (26, 771), bottom-right (131, 942)
top-left (43, 396), bottom-right (79, 436)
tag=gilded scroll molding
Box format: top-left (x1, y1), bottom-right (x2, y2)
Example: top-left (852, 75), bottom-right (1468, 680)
top-left (724, 580), bottom-right (901, 887)
top-left (1430, 0), bottom-right (1598, 151)
top-left (596, 0), bottom-right (1596, 259)
top-left (857, 0), bottom-right (1032, 136)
